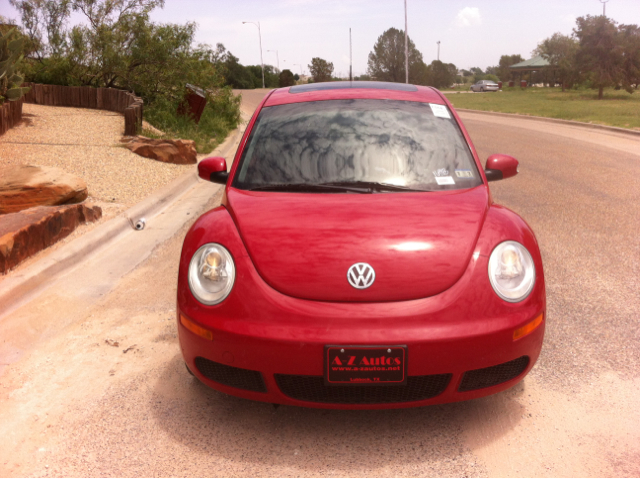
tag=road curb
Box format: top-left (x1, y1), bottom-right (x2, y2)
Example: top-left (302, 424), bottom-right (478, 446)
top-left (0, 123), bottom-right (244, 318)
top-left (454, 108), bottom-right (640, 138)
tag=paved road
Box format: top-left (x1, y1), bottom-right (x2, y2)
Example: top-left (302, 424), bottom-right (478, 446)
top-left (0, 92), bottom-right (638, 477)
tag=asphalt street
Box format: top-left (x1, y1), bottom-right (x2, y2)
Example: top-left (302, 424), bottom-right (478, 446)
top-left (0, 89), bottom-right (637, 477)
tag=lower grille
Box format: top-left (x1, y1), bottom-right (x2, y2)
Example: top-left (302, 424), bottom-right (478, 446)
top-left (194, 357), bottom-right (267, 393)
top-left (274, 374), bottom-right (451, 404)
top-left (458, 356), bottom-right (530, 392)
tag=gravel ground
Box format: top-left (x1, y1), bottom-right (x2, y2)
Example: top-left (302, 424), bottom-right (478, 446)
top-left (0, 104), bottom-right (194, 210)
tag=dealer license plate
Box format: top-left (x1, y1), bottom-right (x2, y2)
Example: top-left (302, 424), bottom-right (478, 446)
top-left (324, 346), bottom-right (407, 385)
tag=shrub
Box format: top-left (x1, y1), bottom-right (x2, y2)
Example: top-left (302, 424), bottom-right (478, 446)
top-left (145, 87), bottom-right (241, 153)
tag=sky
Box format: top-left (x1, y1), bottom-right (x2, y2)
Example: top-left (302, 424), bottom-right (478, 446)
top-left (1, 0), bottom-right (640, 77)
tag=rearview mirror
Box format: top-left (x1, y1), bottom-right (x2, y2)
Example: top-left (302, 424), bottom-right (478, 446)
top-left (198, 157), bottom-right (228, 184)
top-left (484, 154), bottom-right (519, 182)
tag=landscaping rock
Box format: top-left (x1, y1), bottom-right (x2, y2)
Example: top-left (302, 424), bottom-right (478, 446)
top-left (0, 165), bottom-right (88, 214)
top-left (0, 203), bottom-right (102, 274)
top-left (124, 136), bottom-right (197, 165)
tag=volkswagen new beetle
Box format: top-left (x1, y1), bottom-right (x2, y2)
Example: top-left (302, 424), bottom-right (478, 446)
top-left (177, 81), bottom-right (545, 409)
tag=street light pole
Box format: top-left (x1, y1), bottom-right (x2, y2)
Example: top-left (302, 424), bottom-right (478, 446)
top-left (293, 64), bottom-right (303, 76)
top-left (599, 0), bottom-right (609, 16)
top-left (242, 21), bottom-right (265, 88)
top-left (404, 0), bottom-right (409, 84)
top-left (437, 41), bottom-right (440, 61)
top-left (349, 28), bottom-right (353, 82)
top-left (267, 50), bottom-right (279, 73)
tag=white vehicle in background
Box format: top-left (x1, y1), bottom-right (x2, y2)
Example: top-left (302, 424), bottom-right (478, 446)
top-left (470, 80), bottom-right (500, 92)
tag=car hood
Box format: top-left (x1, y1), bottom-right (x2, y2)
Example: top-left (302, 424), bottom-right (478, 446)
top-left (226, 186), bottom-right (489, 302)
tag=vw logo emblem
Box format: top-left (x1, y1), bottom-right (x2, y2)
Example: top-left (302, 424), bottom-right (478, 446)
top-left (347, 263), bottom-right (375, 289)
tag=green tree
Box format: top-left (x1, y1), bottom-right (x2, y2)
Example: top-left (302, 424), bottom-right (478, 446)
top-left (534, 34), bottom-right (579, 91)
top-left (619, 23), bottom-right (640, 92)
top-left (243, 65), bottom-right (278, 88)
top-left (485, 65), bottom-right (498, 76)
top-left (12, 0), bottom-right (181, 91)
top-left (9, 0), bottom-right (71, 60)
top-left (263, 64), bottom-right (279, 88)
top-left (279, 69), bottom-right (295, 87)
top-left (308, 57), bottom-right (333, 82)
top-left (412, 60), bottom-right (429, 85)
top-left (366, 27), bottom-right (426, 83)
top-left (221, 49), bottom-right (254, 89)
top-left (68, 0), bottom-right (166, 89)
top-left (244, 65), bottom-right (263, 88)
top-left (9, 0), bottom-right (73, 84)
top-left (423, 60), bottom-right (456, 89)
top-left (496, 55), bottom-right (524, 82)
top-left (574, 15), bottom-right (624, 99)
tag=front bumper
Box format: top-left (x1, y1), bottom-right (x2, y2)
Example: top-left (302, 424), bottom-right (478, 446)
top-left (179, 315), bottom-right (543, 410)
top-left (178, 247), bottom-right (545, 409)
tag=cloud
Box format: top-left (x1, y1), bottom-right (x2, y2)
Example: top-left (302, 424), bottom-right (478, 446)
top-left (455, 7), bottom-right (482, 28)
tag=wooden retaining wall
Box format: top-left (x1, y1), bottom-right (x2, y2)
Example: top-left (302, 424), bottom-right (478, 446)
top-left (0, 99), bottom-right (24, 136)
top-left (0, 84), bottom-right (143, 137)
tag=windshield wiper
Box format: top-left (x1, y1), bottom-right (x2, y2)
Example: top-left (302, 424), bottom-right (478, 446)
top-left (250, 181), bottom-right (429, 194)
top-left (319, 180), bottom-right (425, 193)
top-left (249, 183), bottom-right (371, 193)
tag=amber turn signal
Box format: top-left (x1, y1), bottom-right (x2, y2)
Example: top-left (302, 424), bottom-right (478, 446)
top-left (180, 314), bottom-right (213, 341)
top-left (513, 313), bottom-right (544, 341)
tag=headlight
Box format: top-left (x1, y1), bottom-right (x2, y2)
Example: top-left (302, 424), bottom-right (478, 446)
top-left (188, 243), bottom-right (235, 305)
top-left (488, 241), bottom-right (535, 302)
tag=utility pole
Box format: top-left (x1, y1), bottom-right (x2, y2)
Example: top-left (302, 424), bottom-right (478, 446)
top-left (349, 28), bottom-right (353, 81)
top-left (404, 0), bottom-right (409, 84)
top-left (242, 21), bottom-right (265, 88)
top-left (599, 0), bottom-right (609, 16)
top-left (437, 41), bottom-right (440, 61)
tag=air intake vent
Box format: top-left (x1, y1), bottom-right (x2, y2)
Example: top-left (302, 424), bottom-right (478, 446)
top-left (194, 357), bottom-right (267, 393)
top-left (275, 374), bottom-right (451, 404)
top-left (459, 356), bottom-right (529, 392)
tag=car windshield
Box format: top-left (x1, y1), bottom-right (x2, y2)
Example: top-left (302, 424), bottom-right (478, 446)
top-left (233, 99), bottom-right (482, 193)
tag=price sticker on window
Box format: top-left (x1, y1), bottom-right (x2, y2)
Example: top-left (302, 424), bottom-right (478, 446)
top-left (429, 103), bottom-right (451, 119)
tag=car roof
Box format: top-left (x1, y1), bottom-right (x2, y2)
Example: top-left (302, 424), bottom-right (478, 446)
top-left (264, 81), bottom-right (446, 107)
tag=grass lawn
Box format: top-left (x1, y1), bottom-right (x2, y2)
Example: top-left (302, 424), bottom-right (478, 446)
top-left (445, 84), bottom-right (474, 91)
top-left (445, 87), bottom-right (640, 131)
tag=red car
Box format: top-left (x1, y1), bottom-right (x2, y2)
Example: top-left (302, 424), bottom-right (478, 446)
top-left (177, 81), bottom-right (545, 409)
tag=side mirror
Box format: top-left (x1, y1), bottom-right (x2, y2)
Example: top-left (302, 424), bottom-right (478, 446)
top-left (198, 157), bottom-right (228, 184)
top-left (484, 154), bottom-right (519, 182)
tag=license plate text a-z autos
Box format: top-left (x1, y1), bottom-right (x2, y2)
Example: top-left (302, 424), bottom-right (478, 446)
top-left (325, 346), bottom-right (407, 386)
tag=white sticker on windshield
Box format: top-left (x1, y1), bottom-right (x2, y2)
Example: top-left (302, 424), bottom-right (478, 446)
top-left (435, 176), bottom-right (455, 185)
top-left (455, 169), bottom-right (474, 178)
top-left (429, 103), bottom-right (451, 119)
